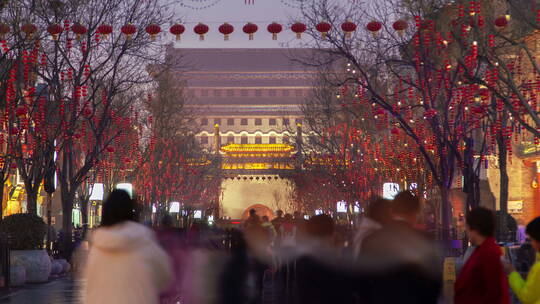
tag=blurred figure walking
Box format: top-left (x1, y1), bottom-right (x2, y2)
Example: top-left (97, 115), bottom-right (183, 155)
top-left (361, 191), bottom-right (442, 304)
top-left (454, 207), bottom-right (509, 304)
top-left (352, 197), bottom-right (392, 258)
top-left (81, 190), bottom-right (172, 304)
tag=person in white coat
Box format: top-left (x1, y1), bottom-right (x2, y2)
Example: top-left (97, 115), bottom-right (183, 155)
top-left (81, 189), bottom-right (172, 304)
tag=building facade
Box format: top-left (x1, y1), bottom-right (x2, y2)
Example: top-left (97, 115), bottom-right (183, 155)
top-left (167, 46), bottom-right (318, 218)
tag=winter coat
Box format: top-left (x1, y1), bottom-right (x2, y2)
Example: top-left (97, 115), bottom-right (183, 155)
top-left (352, 217), bottom-right (381, 259)
top-left (509, 253), bottom-right (540, 304)
top-left (82, 221), bottom-right (172, 304)
top-left (454, 237), bottom-right (510, 304)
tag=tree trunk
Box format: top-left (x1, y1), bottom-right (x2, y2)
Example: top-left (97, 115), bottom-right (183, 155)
top-left (81, 197), bottom-right (89, 238)
top-left (439, 185), bottom-right (452, 241)
top-left (61, 190), bottom-right (75, 260)
top-left (0, 181), bottom-right (4, 220)
top-left (497, 133), bottom-right (509, 242)
top-left (26, 189), bottom-right (39, 215)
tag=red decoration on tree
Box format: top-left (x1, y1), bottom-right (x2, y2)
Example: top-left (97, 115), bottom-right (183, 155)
top-left (121, 24), bottom-right (137, 40)
top-left (145, 23), bottom-right (161, 41)
top-left (316, 21), bottom-right (331, 39)
top-left (98, 24), bottom-right (113, 38)
top-left (267, 22), bottom-right (282, 40)
top-left (194, 23), bottom-right (209, 41)
top-left (16, 106), bottom-right (27, 117)
top-left (291, 22), bottom-right (306, 39)
top-left (494, 16), bottom-right (509, 28)
top-left (0, 23), bottom-right (10, 39)
top-left (21, 23), bottom-right (37, 39)
top-left (392, 20), bottom-right (408, 36)
top-left (341, 20), bottom-right (357, 38)
top-left (243, 22), bottom-right (258, 40)
top-left (366, 21), bottom-right (382, 36)
top-left (71, 23), bottom-right (88, 40)
top-left (169, 24), bottom-right (185, 41)
top-left (47, 24), bottom-right (63, 40)
top-left (83, 107), bottom-right (92, 118)
top-left (218, 23), bottom-right (234, 41)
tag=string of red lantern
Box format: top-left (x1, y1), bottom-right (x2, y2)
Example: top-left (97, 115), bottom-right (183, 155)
top-left (0, 20), bottom-right (413, 42)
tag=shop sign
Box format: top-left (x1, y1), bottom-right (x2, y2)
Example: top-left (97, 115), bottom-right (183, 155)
top-left (508, 200), bottom-right (523, 214)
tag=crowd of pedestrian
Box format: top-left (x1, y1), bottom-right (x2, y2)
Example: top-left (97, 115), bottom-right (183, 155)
top-left (76, 189), bottom-right (540, 304)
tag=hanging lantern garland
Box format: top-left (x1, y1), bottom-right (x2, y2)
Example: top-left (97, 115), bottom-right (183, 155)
top-left (121, 23), bottom-right (137, 40)
top-left (98, 24), bottom-right (113, 38)
top-left (72, 23), bottom-right (87, 41)
top-left (219, 22), bottom-right (234, 41)
top-left (194, 23), bottom-right (209, 40)
top-left (169, 23), bottom-right (185, 41)
top-left (145, 23), bottom-right (161, 41)
top-left (47, 23), bottom-right (63, 40)
top-left (366, 20), bottom-right (382, 37)
top-left (267, 22), bottom-right (282, 40)
top-left (316, 21), bottom-right (332, 39)
top-left (291, 21), bottom-right (306, 39)
top-left (21, 23), bottom-right (37, 39)
top-left (392, 19), bottom-right (408, 36)
top-left (341, 20), bottom-right (357, 38)
top-left (0, 23), bottom-right (10, 40)
top-left (243, 22), bottom-right (258, 40)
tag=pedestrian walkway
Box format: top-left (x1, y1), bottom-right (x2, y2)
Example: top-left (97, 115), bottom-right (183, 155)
top-left (0, 277), bottom-right (80, 304)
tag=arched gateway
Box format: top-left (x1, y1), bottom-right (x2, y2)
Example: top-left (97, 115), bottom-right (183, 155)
top-left (219, 143), bottom-right (296, 220)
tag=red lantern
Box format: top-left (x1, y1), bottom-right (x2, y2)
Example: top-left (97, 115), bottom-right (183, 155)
top-left (494, 15), bottom-right (509, 28)
top-left (170, 24), bottom-right (185, 41)
top-left (316, 21), bottom-right (331, 39)
top-left (10, 127), bottom-right (19, 135)
top-left (218, 23), bottom-right (234, 41)
top-left (194, 23), bottom-right (209, 41)
top-left (267, 22), bottom-right (282, 40)
top-left (106, 146), bottom-right (115, 153)
top-left (391, 127), bottom-right (400, 135)
top-left (366, 21), bottom-right (382, 37)
top-left (83, 107), bottom-right (92, 118)
top-left (341, 20), bottom-right (357, 38)
top-left (0, 23), bottom-right (10, 39)
top-left (145, 23), bottom-right (161, 41)
top-left (243, 22), bottom-right (258, 40)
top-left (291, 22), bottom-right (306, 39)
top-left (21, 23), bottom-right (37, 39)
top-left (392, 20), bottom-right (408, 36)
top-left (97, 24), bottom-right (113, 38)
top-left (121, 24), bottom-right (137, 40)
top-left (15, 106), bottom-right (27, 117)
top-left (47, 24), bottom-right (63, 40)
top-left (72, 23), bottom-right (87, 40)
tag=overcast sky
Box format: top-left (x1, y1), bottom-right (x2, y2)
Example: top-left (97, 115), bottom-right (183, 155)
top-left (164, 0), bottom-right (309, 48)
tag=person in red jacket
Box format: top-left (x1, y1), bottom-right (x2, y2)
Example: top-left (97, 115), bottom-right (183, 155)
top-left (454, 207), bottom-right (510, 304)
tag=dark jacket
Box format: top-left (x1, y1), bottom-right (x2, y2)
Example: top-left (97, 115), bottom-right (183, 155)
top-left (360, 220), bottom-right (442, 304)
top-left (454, 237), bottom-right (510, 304)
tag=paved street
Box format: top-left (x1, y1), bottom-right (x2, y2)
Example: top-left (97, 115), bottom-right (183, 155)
top-left (0, 277), bottom-right (80, 304)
